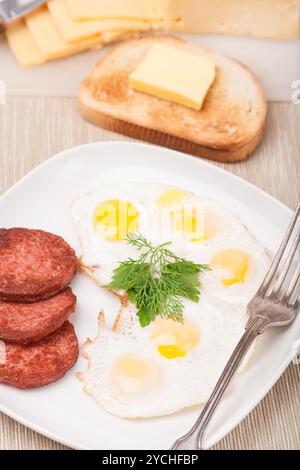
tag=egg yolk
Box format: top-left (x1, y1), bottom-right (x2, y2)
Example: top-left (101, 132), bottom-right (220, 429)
top-left (156, 189), bottom-right (219, 242)
top-left (151, 319), bottom-right (199, 359)
top-left (210, 249), bottom-right (250, 285)
top-left (157, 188), bottom-right (190, 207)
top-left (110, 355), bottom-right (162, 398)
top-left (94, 199), bottom-right (139, 240)
top-left (173, 207), bottom-right (219, 242)
top-left (173, 206), bottom-right (205, 242)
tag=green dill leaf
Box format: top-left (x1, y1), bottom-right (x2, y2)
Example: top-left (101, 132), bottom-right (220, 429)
top-left (126, 232), bottom-right (152, 250)
top-left (106, 233), bottom-right (210, 327)
top-left (137, 306), bottom-right (157, 327)
top-left (159, 295), bottom-right (184, 323)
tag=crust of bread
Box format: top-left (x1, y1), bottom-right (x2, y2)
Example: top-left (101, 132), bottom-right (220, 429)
top-left (78, 34), bottom-right (267, 163)
top-left (79, 100), bottom-right (265, 163)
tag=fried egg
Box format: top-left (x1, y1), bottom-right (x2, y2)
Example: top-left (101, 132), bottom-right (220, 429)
top-left (74, 183), bottom-right (271, 418)
top-left (152, 187), bottom-right (227, 245)
top-left (78, 297), bottom-right (255, 418)
top-left (72, 185), bottom-right (150, 285)
top-left (184, 224), bottom-right (270, 304)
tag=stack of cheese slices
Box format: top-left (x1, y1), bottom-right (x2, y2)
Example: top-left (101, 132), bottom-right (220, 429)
top-left (6, 0), bottom-right (300, 67)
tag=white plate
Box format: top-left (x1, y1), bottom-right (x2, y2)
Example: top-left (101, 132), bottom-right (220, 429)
top-left (0, 142), bottom-right (299, 450)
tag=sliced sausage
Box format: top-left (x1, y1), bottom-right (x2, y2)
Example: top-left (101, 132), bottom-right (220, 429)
top-left (0, 288), bottom-right (76, 344)
top-left (0, 228), bottom-right (77, 302)
top-left (0, 321), bottom-right (78, 389)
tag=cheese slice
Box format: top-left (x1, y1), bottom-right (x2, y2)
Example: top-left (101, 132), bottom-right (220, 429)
top-left (167, 0), bottom-right (300, 40)
top-left (25, 6), bottom-right (103, 60)
top-left (67, 0), bottom-right (166, 21)
top-left (5, 19), bottom-right (45, 67)
top-left (48, 0), bottom-right (157, 43)
top-left (96, 30), bottom-right (129, 45)
top-left (129, 43), bottom-right (216, 110)
top-left (5, 0), bottom-right (300, 69)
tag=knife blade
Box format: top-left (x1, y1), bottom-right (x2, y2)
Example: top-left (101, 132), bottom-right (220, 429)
top-left (0, 0), bottom-right (46, 25)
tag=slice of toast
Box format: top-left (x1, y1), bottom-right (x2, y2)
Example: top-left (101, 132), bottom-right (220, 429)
top-left (78, 35), bottom-right (267, 163)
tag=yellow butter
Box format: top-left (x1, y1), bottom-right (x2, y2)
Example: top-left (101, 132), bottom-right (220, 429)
top-left (48, 0), bottom-right (155, 43)
top-left (67, 0), bottom-right (166, 21)
top-left (5, 19), bottom-right (45, 67)
top-left (25, 6), bottom-right (103, 60)
top-left (129, 43), bottom-right (216, 111)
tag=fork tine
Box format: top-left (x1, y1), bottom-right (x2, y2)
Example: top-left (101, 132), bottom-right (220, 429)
top-left (258, 204), bottom-right (300, 296)
top-left (272, 228), bottom-right (300, 298)
top-left (282, 263), bottom-right (300, 306)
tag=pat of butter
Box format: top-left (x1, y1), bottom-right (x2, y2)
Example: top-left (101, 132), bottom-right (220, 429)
top-left (129, 43), bottom-right (216, 111)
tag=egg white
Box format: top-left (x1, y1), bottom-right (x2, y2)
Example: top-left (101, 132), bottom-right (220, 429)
top-left (78, 296), bottom-right (255, 418)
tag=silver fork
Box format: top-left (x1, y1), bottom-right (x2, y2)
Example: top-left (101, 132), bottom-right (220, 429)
top-left (171, 204), bottom-right (300, 450)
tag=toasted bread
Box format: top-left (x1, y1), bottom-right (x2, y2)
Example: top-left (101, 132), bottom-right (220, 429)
top-left (78, 35), bottom-right (267, 163)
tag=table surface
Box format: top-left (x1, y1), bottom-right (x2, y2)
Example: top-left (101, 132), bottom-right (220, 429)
top-left (0, 98), bottom-right (299, 450)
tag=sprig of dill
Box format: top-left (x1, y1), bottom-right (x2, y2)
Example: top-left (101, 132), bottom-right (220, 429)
top-left (105, 233), bottom-right (209, 327)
